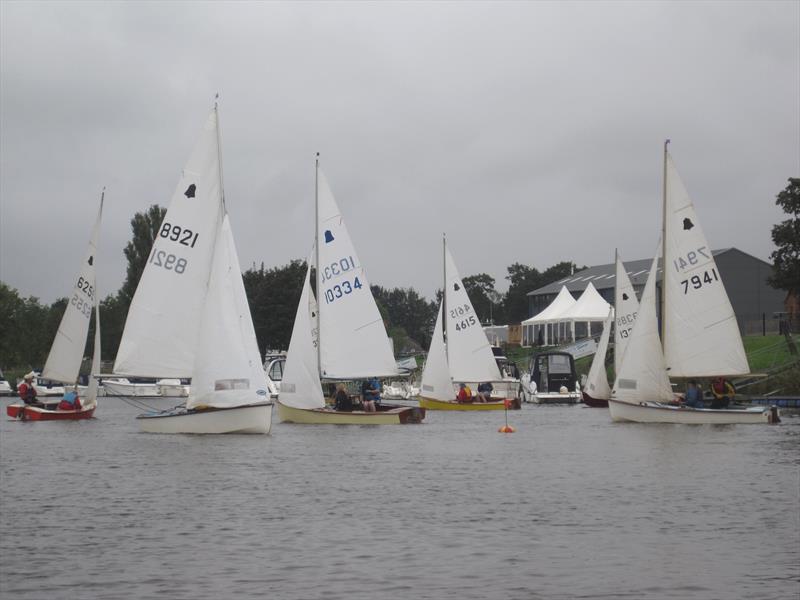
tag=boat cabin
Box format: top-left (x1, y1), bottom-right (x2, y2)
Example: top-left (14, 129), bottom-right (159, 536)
top-left (527, 351), bottom-right (577, 394)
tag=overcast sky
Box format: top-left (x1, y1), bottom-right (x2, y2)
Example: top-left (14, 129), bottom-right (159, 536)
top-left (1, 1), bottom-right (798, 306)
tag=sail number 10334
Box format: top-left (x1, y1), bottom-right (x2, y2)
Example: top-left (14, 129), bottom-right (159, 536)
top-left (324, 277), bottom-right (363, 304)
top-left (681, 268), bottom-right (719, 294)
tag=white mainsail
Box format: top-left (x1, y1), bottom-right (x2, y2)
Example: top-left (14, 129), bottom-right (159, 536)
top-left (584, 308), bottom-right (613, 400)
top-left (114, 109), bottom-right (225, 377)
top-left (662, 153), bottom-right (749, 377)
top-left (42, 193), bottom-right (104, 385)
top-left (188, 215), bottom-right (267, 409)
top-left (613, 251), bottom-right (639, 376)
top-left (420, 302), bottom-right (455, 401)
top-left (280, 264), bottom-right (326, 409)
top-left (316, 169), bottom-right (398, 379)
top-left (444, 244), bottom-right (501, 383)
top-left (612, 249), bottom-right (673, 404)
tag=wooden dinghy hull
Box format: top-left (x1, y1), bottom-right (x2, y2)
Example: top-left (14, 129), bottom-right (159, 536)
top-left (418, 396), bottom-right (521, 411)
top-left (7, 403), bottom-right (96, 421)
top-left (581, 391), bottom-right (609, 408)
top-left (277, 401), bottom-right (425, 424)
top-left (607, 398), bottom-right (780, 425)
top-left (136, 402), bottom-right (273, 434)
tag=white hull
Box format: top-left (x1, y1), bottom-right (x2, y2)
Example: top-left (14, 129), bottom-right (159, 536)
top-left (607, 398), bottom-right (779, 424)
top-left (102, 380), bottom-right (161, 397)
top-left (528, 392), bottom-right (582, 404)
top-left (137, 402), bottom-right (273, 434)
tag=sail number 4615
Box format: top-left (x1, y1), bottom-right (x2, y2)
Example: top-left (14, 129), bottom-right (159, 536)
top-left (681, 268), bottom-right (719, 294)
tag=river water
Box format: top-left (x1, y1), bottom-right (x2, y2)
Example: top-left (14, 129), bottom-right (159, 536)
top-left (1, 399), bottom-right (798, 600)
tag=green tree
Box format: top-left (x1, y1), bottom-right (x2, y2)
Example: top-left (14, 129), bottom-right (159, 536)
top-left (461, 273), bottom-right (501, 324)
top-left (504, 262), bottom-right (542, 323)
top-left (120, 204), bottom-right (167, 303)
top-left (371, 286), bottom-right (437, 350)
top-left (0, 282), bottom-right (55, 369)
top-left (769, 178), bottom-right (800, 295)
top-left (243, 260), bottom-right (307, 355)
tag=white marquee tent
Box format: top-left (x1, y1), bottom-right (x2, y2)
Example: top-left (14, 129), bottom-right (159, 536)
top-left (522, 283), bottom-right (613, 346)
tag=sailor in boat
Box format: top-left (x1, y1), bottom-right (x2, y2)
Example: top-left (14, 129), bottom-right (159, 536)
top-left (682, 380), bottom-right (703, 408)
top-left (58, 386), bottom-right (82, 411)
top-left (476, 381), bottom-right (493, 403)
top-left (333, 383), bottom-right (353, 412)
top-left (456, 382), bottom-right (473, 403)
top-left (361, 378), bottom-right (381, 412)
top-left (17, 372), bottom-right (41, 407)
top-left (710, 377), bottom-right (735, 409)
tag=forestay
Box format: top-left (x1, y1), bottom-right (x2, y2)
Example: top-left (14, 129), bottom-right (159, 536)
top-left (114, 109), bottom-right (225, 377)
top-left (444, 245), bottom-right (501, 383)
top-left (188, 215), bottom-right (267, 409)
top-left (42, 194), bottom-right (103, 385)
top-left (612, 249), bottom-right (673, 404)
top-left (420, 303), bottom-right (455, 401)
top-left (280, 264), bottom-right (326, 409)
top-left (613, 251), bottom-right (639, 376)
top-left (316, 170), bottom-right (398, 379)
top-left (662, 153), bottom-right (749, 377)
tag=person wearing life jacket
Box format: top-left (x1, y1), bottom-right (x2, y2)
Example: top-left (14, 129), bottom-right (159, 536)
top-left (58, 386), bottom-right (82, 411)
top-left (710, 377), bottom-right (735, 409)
top-left (456, 383), bottom-right (473, 403)
top-left (17, 372), bottom-right (40, 406)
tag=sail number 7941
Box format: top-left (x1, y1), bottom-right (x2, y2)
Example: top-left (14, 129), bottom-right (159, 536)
top-left (681, 268), bottom-right (719, 294)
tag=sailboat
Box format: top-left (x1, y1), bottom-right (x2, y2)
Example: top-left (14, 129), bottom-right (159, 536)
top-left (607, 142), bottom-right (779, 424)
top-left (276, 160), bottom-right (425, 424)
top-left (582, 251), bottom-right (638, 407)
top-left (117, 105), bottom-right (271, 434)
top-left (8, 192), bottom-right (104, 421)
top-left (418, 238), bottom-right (521, 411)
top-left (277, 161), bottom-right (424, 424)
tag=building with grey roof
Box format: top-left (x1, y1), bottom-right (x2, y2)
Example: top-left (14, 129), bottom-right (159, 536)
top-left (523, 248), bottom-right (784, 346)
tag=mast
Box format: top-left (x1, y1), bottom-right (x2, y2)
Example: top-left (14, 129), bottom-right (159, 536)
top-left (215, 95), bottom-right (226, 213)
top-left (442, 233), bottom-right (448, 362)
top-left (661, 139), bottom-right (669, 343)
top-left (315, 153), bottom-right (321, 374)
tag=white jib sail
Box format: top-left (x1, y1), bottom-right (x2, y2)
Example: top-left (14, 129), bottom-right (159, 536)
top-left (612, 249), bottom-right (673, 404)
top-left (114, 109), bottom-right (225, 377)
top-left (42, 194), bottom-right (103, 385)
top-left (316, 170), bottom-right (398, 379)
top-left (443, 244), bottom-right (502, 383)
top-left (420, 302), bottom-right (455, 401)
top-left (662, 153), bottom-right (749, 377)
top-left (614, 251), bottom-right (640, 376)
top-left (188, 215), bottom-right (267, 409)
top-left (584, 309), bottom-right (613, 400)
top-left (280, 263), bottom-right (326, 409)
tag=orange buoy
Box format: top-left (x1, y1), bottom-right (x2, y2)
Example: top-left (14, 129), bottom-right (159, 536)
top-left (498, 425), bottom-right (515, 433)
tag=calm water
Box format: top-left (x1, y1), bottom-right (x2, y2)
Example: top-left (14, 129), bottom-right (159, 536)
top-left (1, 399), bottom-right (798, 600)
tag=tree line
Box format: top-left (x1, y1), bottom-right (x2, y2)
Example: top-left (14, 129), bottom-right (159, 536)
top-left (3, 176), bottom-right (798, 371)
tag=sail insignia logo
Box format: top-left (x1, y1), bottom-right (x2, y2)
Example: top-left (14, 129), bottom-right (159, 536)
top-left (185, 184), bottom-right (196, 198)
top-left (324, 230), bottom-right (335, 243)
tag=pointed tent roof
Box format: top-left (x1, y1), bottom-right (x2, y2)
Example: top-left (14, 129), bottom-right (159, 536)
top-left (559, 282), bottom-right (613, 321)
top-left (521, 286), bottom-right (576, 324)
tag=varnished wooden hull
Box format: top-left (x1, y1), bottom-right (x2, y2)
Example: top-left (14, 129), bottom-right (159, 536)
top-left (581, 391), bottom-right (609, 408)
top-left (277, 400), bottom-right (425, 424)
top-left (418, 396), bottom-right (521, 411)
